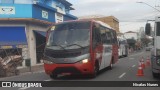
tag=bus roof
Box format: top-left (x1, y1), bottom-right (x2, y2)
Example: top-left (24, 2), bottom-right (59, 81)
top-left (55, 19), bottom-right (114, 30)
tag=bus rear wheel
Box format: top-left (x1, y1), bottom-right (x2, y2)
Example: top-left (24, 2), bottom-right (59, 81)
top-left (109, 63), bottom-right (113, 70)
top-left (109, 58), bottom-right (114, 70)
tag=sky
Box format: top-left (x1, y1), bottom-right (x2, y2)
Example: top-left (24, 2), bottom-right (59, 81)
top-left (67, 0), bottom-right (160, 33)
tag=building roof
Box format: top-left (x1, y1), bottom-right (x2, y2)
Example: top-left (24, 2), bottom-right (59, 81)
top-left (78, 15), bottom-right (119, 22)
top-left (57, 0), bottom-right (72, 6)
top-left (105, 16), bottom-right (119, 22)
top-left (0, 18), bottom-right (54, 26)
top-left (56, 0), bottom-right (75, 10)
top-left (78, 15), bottom-right (105, 19)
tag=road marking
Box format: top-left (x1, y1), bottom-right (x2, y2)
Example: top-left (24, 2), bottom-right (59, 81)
top-left (132, 65), bottom-right (136, 68)
top-left (118, 72), bottom-right (126, 79)
top-left (44, 79), bottom-right (52, 81)
top-left (18, 87), bottom-right (30, 90)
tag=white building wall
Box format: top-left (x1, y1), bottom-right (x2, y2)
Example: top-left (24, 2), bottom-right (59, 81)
top-left (26, 24), bottom-right (36, 66)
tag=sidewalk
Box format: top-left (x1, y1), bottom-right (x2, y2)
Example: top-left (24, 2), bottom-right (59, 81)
top-left (0, 64), bottom-right (44, 78)
top-left (18, 64), bottom-right (44, 75)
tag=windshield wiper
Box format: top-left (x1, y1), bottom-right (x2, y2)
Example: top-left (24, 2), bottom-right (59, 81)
top-left (65, 44), bottom-right (84, 49)
top-left (49, 43), bottom-right (67, 51)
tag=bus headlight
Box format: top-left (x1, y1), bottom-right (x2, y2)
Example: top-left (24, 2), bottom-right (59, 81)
top-left (82, 59), bottom-right (89, 64)
top-left (156, 49), bottom-right (160, 56)
top-left (76, 54), bottom-right (90, 64)
top-left (43, 60), bottom-right (54, 64)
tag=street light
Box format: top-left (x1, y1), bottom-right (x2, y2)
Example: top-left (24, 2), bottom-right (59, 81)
top-left (137, 2), bottom-right (160, 12)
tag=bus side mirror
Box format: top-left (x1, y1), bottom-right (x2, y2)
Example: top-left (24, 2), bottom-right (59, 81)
top-left (145, 23), bottom-right (151, 36)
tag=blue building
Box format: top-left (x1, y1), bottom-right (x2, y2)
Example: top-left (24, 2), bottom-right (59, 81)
top-left (0, 0), bottom-right (77, 67)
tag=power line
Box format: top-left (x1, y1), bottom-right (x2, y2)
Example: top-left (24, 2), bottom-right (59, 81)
top-left (137, 1), bottom-right (160, 12)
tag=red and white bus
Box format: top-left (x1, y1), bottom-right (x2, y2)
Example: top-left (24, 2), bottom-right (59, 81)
top-left (43, 20), bottom-right (119, 78)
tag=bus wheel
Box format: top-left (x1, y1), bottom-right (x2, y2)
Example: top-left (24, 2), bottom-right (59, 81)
top-left (124, 54), bottom-right (127, 57)
top-left (124, 50), bottom-right (128, 57)
top-left (152, 72), bottom-right (160, 78)
top-left (109, 59), bottom-right (113, 70)
top-left (91, 62), bottom-right (99, 78)
top-left (50, 74), bottom-right (57, 79)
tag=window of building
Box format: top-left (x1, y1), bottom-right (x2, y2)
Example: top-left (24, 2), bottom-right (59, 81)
top-left (56, 5), bottom-right (64, 12)
top-left (65, 9), bottom-right (70, 14)
top-left (56, 2), bottom-right (65, 14)
top-left (55, 13), bottom-right (63, 23)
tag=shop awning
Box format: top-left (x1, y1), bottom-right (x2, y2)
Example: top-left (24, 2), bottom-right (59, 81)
top-left (33, 30), bottom-right (46, 37)
top-left (0, 27), bottom-right (27, 49)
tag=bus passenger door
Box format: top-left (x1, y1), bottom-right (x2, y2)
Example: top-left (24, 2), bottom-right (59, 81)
top-left (104, 31), bottom-right (113, 67)
top-left (100, 29), bottom-right (112, 69)
top-left (103, 44), bottom-right (112, 68)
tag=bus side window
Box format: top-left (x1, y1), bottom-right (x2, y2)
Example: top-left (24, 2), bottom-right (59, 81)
top-left (92, 25), bottom-right (101, 47)
top-left (114, 31), bottom-right (118, 44)
top-left (118, 39), bottom-right (120, 46)
top-left (111, 31), bottom-right (116, 44)
top-left (100, 26), bottom-right (106, 44)
top-left (105, 30), bottom-right (112, 44)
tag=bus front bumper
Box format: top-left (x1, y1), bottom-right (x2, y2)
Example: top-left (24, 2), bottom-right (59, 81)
top-left (44, 62), bottom-right (93, 75)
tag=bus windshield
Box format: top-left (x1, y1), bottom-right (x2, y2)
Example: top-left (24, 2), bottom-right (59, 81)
top-left (46, 21), bottom-right (91, 50)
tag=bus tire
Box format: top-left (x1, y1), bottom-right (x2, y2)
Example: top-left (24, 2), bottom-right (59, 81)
top-left (124, 54), bottom-right (128, 57)
top-left (50, 74), bottom-right (57, 79)
top-left (124, 48), bottom-right (128, 57)
top-left (152, 72), bottom-right (160, 78)
top-left (91, 61), bottom-right (99, 78)
top-left (109, 58), bottom-right (114, 70)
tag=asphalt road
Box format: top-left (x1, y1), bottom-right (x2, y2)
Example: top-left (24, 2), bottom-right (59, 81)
top-left (0, 50), bottom-right (160, 90)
